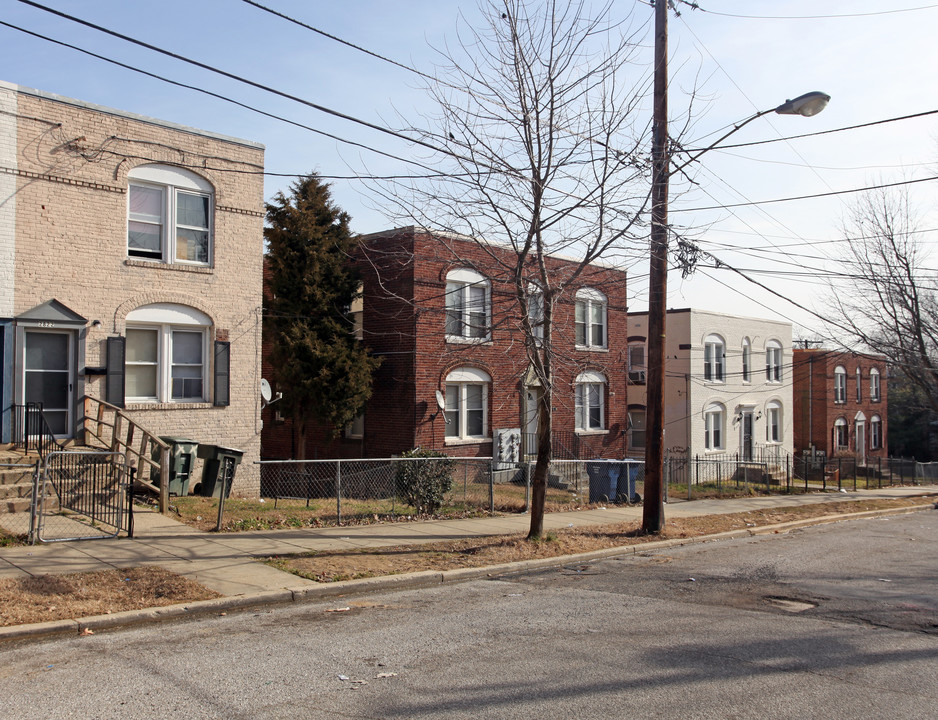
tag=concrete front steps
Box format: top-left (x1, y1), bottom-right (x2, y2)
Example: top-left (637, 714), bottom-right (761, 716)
top-left (0, 447), bottom-right (40, 514)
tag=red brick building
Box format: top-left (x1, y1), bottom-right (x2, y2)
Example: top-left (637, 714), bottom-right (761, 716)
top-left (792, 348), bottom-right (888, 462)
top-left (262, 226), bottom-right (630, 460)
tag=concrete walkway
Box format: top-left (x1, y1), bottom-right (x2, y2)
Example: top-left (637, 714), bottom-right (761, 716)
top-left (1, 486), bottom-right (935, 596)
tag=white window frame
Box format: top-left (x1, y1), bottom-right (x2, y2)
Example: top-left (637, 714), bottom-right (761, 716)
top-left (628, 342), bottom-right (646, 384)
top-left (765, 341), bottom-right (782, 383)
top-left (628, 407), bottom-right (646, 450)
top-left (704, 402), bottom-right (725, 450)
top-left (445, 269), bottom-right (491, 342)
top-left (742, 338), bottom-right (752, 383)
top-left (834, 366), bottom-right (847, 404)
top-left (870, 368), bottom-right (881, 402)
top-left (125, 303), bottom-right (211, 403)
top-left (127, 164), bottom-right (214, 266)
top-left (834, 417), bottom-right (848, 450)
top-left (765, 401), bottom-right (782, 444)
top-left (574, 288), bottom-right (607, 350)
top-left (870, 414), bottom-right (882, 450)
top-left (444, 368), bottom-right (490, 441)
top-left (856, 367), bottom-right (863, 402)
top-left (527, 285), bottom-right (544, 342)
top-left (575, 371), bottom-right (606, 432)
top-left (703, 335), bottom-right (725, 383)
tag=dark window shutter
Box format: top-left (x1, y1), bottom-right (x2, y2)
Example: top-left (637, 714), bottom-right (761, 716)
top-left (214, 341), bottom-right (230, 407)
top-left (106, 336), bottom-right (126, 408)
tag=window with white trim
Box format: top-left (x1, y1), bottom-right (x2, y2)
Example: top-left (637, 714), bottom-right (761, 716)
top-left (870, 414), bottom-right (882, 449)
top-left (704, 403), bottom-right (725, 450)
top-left (575, 371), bottom-right (606, 431)
top-left (870, 368), bottom-right (881, 401)
top-left (128, 165), bottom-right (213, 265)
top-left (834, 366), bottom-right (847, 403)
top-left (856, 367), bottom-right (862, 402)
top-left (766, 340), bottom-right (782, 382)
top-left (766, 401), bottom-right (782, 443)
top-left (628, 342), bottom-right (646, 384)
top-left (704, 335), bottom-right (725, 382)
top-left (444, 368), bottom-right (489, 440)
top-left (125, 303), bottom-right (211, 403)
top-left (445, 269), bottom-right (490, 341)
top-left (742, 338), bottom-right (752, 383)
top-left (574, 288), bottom-right (606, 349)
top-left (834, 417), bottom-right (848, 450)
top-left (527, 287), bottom-right (544, 341)
top-left (628, 407), bottom-right (646, 450)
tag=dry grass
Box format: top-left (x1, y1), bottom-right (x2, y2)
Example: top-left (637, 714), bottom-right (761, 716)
top-left (266, 497), bottom-right (936, 583)
top-left (0, 567), bottom-right (221, 627)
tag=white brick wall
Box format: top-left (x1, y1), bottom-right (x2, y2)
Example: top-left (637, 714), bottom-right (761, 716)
top-left (0, 82), bottom-right (16, 317)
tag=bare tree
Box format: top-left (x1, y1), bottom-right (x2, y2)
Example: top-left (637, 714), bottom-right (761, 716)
top-left (827, 188), bottom-right (938, 412)
top-left (368, 0), bottom-right (655, 538)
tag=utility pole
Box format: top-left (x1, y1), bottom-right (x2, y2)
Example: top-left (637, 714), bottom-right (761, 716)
top-left (642, 0), bottom-right (668, 533)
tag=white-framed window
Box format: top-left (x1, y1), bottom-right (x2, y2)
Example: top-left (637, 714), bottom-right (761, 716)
top-left (574, 288), bottom-right (606, 349)
top-left (125, 303), bottom-right (211, 403)
top-left (445, 269), bottom-right (490, 341)
top-left (628, 342), bottom-right (646, 384)
top-left (704, 335), bottom-right (725, 382)
top-left (834, 366), bottom-right (847, 404)
top-left (856, 367), bottom-right (862, 402)
top-left (444, 367), bottom-right (489, 440)
top-left (128, 164), bottom-right (213, 265)
top-left (765, 401), bottom-right (782, 443)
top-left (766, 340), bottom-right (782, 383)
top-left (834, 417), bottom-right (848, 450)
top-left (575, 371), bottom-right (606, 431)
top-left (628, 407), bottom-right (646, 450)
top-left (870, 414), bottom-right (882, 450)
top-left (527, 285), bottom-right (544, 341)
top-left (345, 413), bottom-right (364, 439)
top-left (870, 368), bottom-right (881, 401)
top-left (742, 338), bottom-right (752, 383)
top-left (704, 402), bottom-right (725, 450)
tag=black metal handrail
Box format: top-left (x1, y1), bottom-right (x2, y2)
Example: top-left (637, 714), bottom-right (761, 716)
top-left (12, 403), bottom-right (65, 458)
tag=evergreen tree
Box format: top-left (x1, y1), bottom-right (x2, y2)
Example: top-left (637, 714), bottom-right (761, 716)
top-left (264, 174), bottom-right (380, 457)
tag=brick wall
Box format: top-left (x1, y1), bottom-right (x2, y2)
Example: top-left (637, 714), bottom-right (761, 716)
top-left (8, 84), bottom-right (265, 494)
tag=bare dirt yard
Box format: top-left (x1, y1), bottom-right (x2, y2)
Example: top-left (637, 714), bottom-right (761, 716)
top-left (266, 497), bottom-right (936, 582)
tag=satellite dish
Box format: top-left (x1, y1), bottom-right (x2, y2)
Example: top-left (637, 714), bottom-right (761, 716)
top-left (261, 378), bottom-right (272, 403)
top-left (435, 389), bottom-right (446, 411)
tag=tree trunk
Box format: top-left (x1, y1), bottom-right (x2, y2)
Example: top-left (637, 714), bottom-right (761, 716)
top-left (527, 389), bottom-right (552, 539)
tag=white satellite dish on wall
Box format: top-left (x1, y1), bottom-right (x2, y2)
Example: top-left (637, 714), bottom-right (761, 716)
top-left (435, 389), bottom-right (446, 411)
top-left (261, 378), bottom-right (272, 404)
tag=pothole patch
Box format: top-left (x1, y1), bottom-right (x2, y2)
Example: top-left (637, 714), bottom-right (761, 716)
top-left (764, 596), bottom-right (817, 613)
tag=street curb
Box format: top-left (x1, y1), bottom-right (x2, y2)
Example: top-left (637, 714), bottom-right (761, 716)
top-left (1, 502), bottom-right (933, 644)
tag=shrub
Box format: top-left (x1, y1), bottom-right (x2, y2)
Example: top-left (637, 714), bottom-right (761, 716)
top-left (395, 448), bottom-right (456, 514)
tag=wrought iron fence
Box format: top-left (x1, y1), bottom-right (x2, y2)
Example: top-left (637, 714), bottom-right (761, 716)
top-left (11, 403), bottom-right (64, 458)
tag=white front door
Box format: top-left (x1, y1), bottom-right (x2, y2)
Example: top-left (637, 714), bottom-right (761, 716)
top-left (856, 420), bottom-right (866, 466)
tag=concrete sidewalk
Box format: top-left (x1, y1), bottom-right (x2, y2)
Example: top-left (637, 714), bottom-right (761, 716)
top-left (1, 486), bottom-right (935, 596)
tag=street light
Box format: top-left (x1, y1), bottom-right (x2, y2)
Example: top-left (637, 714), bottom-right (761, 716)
top-left (642, 1), bottom-right (831, 535)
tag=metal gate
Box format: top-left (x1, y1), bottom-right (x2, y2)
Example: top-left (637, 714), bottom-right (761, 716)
top-left (31, 451), bottom-right (131, 543)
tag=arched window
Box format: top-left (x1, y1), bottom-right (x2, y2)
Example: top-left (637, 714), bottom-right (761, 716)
top-left (445, 269), bottom-right (490, 341)
top-left (628, 406), bottom-right (646, 450)
top-left (444, 367), bottom-right (490, 440)
top-left (741, 338), bottom-right (752, 383)
top-left (870, 368), bottom-right (881, 402)
top-left (628, 340), bottom-right (646, 384)
top-left (765, 340), bottom-right (782, 382)
top-left (128, 164), bottom-right (213, 265)
top-left (575, 371), bottom-right (606, 431)
top-left (125, 303), bottom-right (212, 403)
top-left (870, 415), bottom-right (883, 450)
top-left (856, 367), bottom-right (862, 402)
top-left (834, 366), bottom-right (847, 404)
top-left (765, 400), bottom-right (782, 443)
top-left (833, 417), bottom-right (848, 450)
top-left (704, 402), bottom-right (725, 450)
top-left (704, 334), bottom-right (725, 382)
top-left (574, 288), bottom-right (607, 349)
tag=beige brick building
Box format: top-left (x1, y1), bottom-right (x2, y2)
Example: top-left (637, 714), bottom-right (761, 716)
top-left (0, 81), bottom-right (265, 494)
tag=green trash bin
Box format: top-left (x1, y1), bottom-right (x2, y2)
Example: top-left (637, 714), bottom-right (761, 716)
top-left (195, 445), bottom-right (244, 498)
top-left (151, 436), bottom-right (199, 496)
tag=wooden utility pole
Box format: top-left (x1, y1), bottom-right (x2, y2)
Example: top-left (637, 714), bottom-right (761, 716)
top-left (642, 0), bottom-right (668, 533)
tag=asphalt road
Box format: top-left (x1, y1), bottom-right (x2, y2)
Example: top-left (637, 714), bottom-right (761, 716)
top-left (2, 510), bottom-right (936, 719)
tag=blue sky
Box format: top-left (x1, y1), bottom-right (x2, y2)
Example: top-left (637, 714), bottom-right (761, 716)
top-left (2, 1), bottom-right (937, 339)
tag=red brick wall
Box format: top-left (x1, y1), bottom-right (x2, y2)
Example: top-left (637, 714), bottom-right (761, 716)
top-left (262, 227), bottom-right (629, 460)
top-left (792, 349), bottom-right (888, 458)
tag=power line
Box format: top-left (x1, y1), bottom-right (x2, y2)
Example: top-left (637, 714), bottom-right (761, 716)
top-left (676, 1), bottom-right (938, 20)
